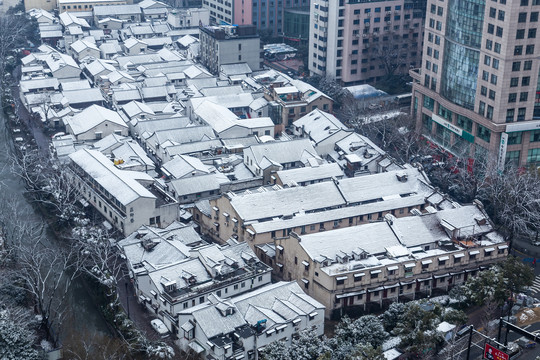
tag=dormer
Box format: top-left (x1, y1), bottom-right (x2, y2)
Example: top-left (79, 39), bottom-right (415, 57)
top-left (160, 277), bottom-right (177, 293)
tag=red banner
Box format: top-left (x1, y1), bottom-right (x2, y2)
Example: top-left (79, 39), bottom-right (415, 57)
top-left (484, 344), bottom-right (509, 360)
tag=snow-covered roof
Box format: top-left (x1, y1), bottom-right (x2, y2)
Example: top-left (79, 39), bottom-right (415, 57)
top-left (277, 162), bottom-right (344, 185)
top-left (69, 149), bottom-right (155, 205)
top-left (161, 155), bottom-right (210, 179)
top-left (65, 105), bottom-right (126, 135)
top-left (70, 39), bottom-right (99, 54)
top-left (20, 78), bottom-right (59, 93)
top-left (245, 138), bottom-right (319, 167)
top-left (293, 109), bottom-right (348, 144)
top-left (62, 88), bottom-right (104, 105)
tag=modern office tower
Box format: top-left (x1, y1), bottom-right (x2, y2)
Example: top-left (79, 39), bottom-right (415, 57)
top-left (309, 0), bottom-right (425, 86)
top-left (411, 0), bottom-right (540, 168)
top-left (252, 0), bottom-right (311, 36)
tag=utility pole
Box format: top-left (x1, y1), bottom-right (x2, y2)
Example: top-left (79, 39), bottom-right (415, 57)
top-left (465, 325), bottom-right (473, 360)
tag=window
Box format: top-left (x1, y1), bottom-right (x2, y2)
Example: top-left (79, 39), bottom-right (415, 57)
top-left (529, 28), bottom-right (537, 38)
top-left (480, 86), bottom-right (487, 96)
top-left (520, 92), bottom-right (529, 102)
top-left (479, 101), bottom-right (486, 116)
top-left (482, 70), bottom-right (489, 81)
top-left (484, 55), bottom-right (491, 66)
top-left (489, 7), bottom-right (496, 18)
top-left (514, 45), bottom-right (523, 55)
top-left (511, 77), bottom-right (519, 87)
top-left (528, 148), bottom-right (540, 164)
top-left (526, 45), bottom-right (535, 54)
top-left (477, 124), bottom-right (491, 143)
top-left (517, 29), bottom-right (525, 39)
top-left (491, 74), bottom-right (497, 85)
top-left (487, 105), bottom-right (494, 119)
top-left (518, 108), bottom-right (526, 121)
top-left (512, 61), bottom-right (521, 71)
top-left (506, 109), bottom-right (515, 122)
top-left (494, 42), bottom-right (501, 53)
top-left (486, 39), bottom-right (493, 50)
top-left (496, 26), bottom-right (503, 37)
top-left (487, 24), bottom-right (494, 34)
top-left (509, 93), bottom-right (517, 103)
top-left (530, 130), bottom-right (540, 142)
top-left (531, 12), bottom-right (539, 22)
top-left (498, 10), bottom-right (505, 21)
top-left (524, 60), bottom-right (533, 70)
top-left (505, 151), bottom-right (520, 167)
top-left (492, 59), bottom-right (499, 69)
top-left (508, 132), bottom-right (522, 145)
top-left (518, 12), bottom-right (527, 23)
top-left (489, 90), bottom-right (496, 100)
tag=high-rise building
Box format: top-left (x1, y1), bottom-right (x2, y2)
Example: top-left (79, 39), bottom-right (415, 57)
top-left (309, 0), bottom-right (425, 86)
top-left (202, 0), bottom-right (252, 26)
top-left (411, 0), bottom-right (540, 168)
top-left (252, 0), bottom-right (311, 36)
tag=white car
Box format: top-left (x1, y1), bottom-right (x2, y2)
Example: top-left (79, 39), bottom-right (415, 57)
top-left (150, 319), bottom-right (169, 337)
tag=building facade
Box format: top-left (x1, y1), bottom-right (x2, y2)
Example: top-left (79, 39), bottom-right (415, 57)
top-left (202, 0), bottom-right (252, 26)
top-left (199, 25), bottom-right (261, 74)
top-left (309, 0), bottom-right (425, 86)
top-left (411, 0), bottom-right (540, 168)
top-left (273, 204), bottom-right (508, 319)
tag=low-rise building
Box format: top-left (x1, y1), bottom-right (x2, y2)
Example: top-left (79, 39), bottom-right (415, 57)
top-left (177, 281), bottom-right (325, 360)
top-left (118, 230), bottom-right (273, 336)
top-left (68, 148), bottom-right (178, 235)
top-left (273, 204), bottom-right (507, 318)
top-left (64, 104), bottom-right (128, 141)
top-left (198, 166), bottom-right (441, 246)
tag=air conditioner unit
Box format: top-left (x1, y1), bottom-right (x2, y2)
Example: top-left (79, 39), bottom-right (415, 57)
top-left (387, 21), bottom-right (392, 25)
top-left (367, 13), bottom-right (371, 17)
top-left (365, 23), bottom-right (370, 27)
top-left (386, 11), bottom-right (392, 15)
top-left (362, 34), bottom-right (368, 38)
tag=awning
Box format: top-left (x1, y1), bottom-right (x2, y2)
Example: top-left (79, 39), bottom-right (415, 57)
top-left (150, 290), bottom-right (157, 296)
top-left (400, 279), bottom-right (416, 285)
top-left (449, 271), bottom-right (465, 276)
top-left (404, 263), bottom-right (416, 268)
top-left (371, 269), bottom-right (382, 274)
top-left (223, 212), bottom-right (229, 217)
top-left (434, 273), bottom-right (450, 279)
top-left (309, 312), bottom-right (318, 317)
top-left (484, 247), bottom-right (495, 252)
top-left (438, 256), bottom-right (449, 261)
top-left (159, 296), bottom-right (165, 302)
top-left (454, 253), bottom-right (465, 258)
top-left (498, 245), bottom-right (509, 250)
top-left (384, 283), bottom-right (400, 289)
top-left (213, 222), bottom-right (220, 227)
top-left (266, 329), bottom-right (275, 335)
top-left (302, 260), bottom-right (310, 266)
top-left (292, 318), bottom-right (301, 324)
top-left (276, 263), bottom-right (283, 268)
top-left (469, 250), bottom-right (480, 255)
top-left (301, 278), bottom-right (309, 284)
top-left (276, 245), bottom-right (284, 251)
top-left (466, 268), bottom-right (479, 273)
top-left (189, 341), bottom-right (205, 354)
top-left (336, 290), bottom-right (366, 299)
top-left (246, 228), bottom-right (255, 235)
top-left (354, 272), bottom-right (365, 278)
top-left (235, 355), bottom-right (244, 360)
top-left (276, 324), bottom-right (287, 331)
top-left (368, 286), bottom-right (384, 293)
top-left (232, 218), bottom-right (238, 223)
top-left (416, 276), bottom-right (432, 282)
top-left (336, 276), bottom-right (348, 281)
top-left (387, 265), bottom-right (399, 271)
top-left (421, 259), bottom-right (433, 265)
top-left (212, 206), bottom-right (219, 211)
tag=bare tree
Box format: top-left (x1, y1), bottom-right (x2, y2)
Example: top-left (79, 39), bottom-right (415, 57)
top-left (0, 13), bottom-right (34, 82)
top-left (64, 330), bottom-right (130, 360)
top-left (10, 148), bottom-right (84, 225)
top-left (72, 227), bottom-right (124, 296)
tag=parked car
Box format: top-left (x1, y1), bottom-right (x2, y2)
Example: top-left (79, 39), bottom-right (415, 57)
top-left (150, 319), bottom-right (169, 337)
